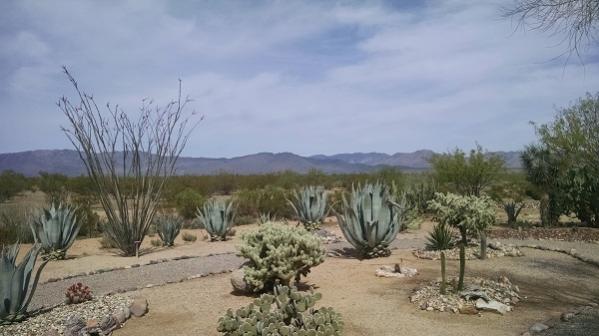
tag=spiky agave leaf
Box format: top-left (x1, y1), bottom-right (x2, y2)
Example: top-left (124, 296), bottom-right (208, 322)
top-left (0, 243), bottom-right (48, 324)
top-left (30, 203), bottom-right (81, 260)
top-left (155, 213), bottom-right (184, 247)
top-left (335, 183), bottom-right (404, 258)
top-left (288, 186), bottom-right (327, 231)
top-left (197, 199), bottom-right (235, 241)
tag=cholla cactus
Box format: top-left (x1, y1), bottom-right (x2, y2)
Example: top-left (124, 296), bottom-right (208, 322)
top-left (335, 183), bottom-right (403, 259)
top-left (65, 282), bottom-right (93, 304)
top-left (239, 223), bottom-right (325, 292)
top-left (30, 203), bottom-right (81, 260)
top-left (217, 285), bottom-right (343, 335)
top-left (197, 199), bottom-right (235, 241)
top-left (155, 213), bottom-right (184, 247)
top-left (288, 186), bottom-right (328, 231)
top-left (0, 244), bottom-right (48, 324)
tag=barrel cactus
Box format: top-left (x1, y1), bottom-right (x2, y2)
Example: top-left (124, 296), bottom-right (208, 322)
top-left (155, 213), bottom-right (184, 247)
top-left (30, 203), bottom-right (81, 260)
top-left (217, 285), bottom-right (343, 335)
top-left (239, 223), bottom-right (325, 292)
top-left (335, 183), bottom-right (403, 259)
top-left (288, 186), bottom-right (328, 231)
top-left (197, 199), bottom-right (235, 241)
top-left (0, 244), bottom-right (48, 324)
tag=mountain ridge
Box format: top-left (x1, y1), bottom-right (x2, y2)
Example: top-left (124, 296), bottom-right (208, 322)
top-left (0, 149), bottom-right (522, 176)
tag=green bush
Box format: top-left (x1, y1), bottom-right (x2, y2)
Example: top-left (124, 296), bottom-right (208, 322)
top-left (235, 187), bottom-right (294, 219)
top-left (217, 285), bottom-right (343, 335)
top-left (239, 223), bottom-right (326, 292)
top-left (182, 232), bottom-right (197, 242)
top-left (155, 213), bottom-right (184, 247)
top-left (0, 205), bottom-right (35, 245)
top-left (174, 188), bottom-right (205, 220)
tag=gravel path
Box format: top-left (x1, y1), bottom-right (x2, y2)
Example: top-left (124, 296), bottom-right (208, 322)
top-left (497, 239), bottom-right (599, 265)
top-left (30, 253), bottom-right (244, 310)
top-left (541, 308), bottom-right (599, 336)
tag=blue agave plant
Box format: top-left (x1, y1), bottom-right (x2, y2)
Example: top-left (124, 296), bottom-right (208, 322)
top-left (0, 244), bottom-right (47, 324)
top-left (30, 203), bottom-right (82, 260)
top-left (197, 199), bottom-right (235, 241)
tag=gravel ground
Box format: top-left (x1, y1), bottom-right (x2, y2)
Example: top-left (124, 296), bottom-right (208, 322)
top-left (30, 253), bottom-right (244, 311)
top-left (497, 239), bottom-right (599, 264)
top-left (541, 308), bottom-right (599, 336)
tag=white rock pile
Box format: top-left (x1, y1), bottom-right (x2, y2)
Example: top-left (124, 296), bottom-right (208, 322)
top-left (410, 276), bottom-right (522, 315)
top-left (414, 241), bottom-right (523, 260)
top-left (375, 264), bottom-right (418, 278)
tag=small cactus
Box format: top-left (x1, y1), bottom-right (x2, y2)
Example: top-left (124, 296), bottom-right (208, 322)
top-left (65, 283), bottom-right (93, 304)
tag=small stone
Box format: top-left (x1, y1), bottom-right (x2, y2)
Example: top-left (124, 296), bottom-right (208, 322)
top-left (129, 297), bottom-right (149, 317)
top-left (86, 319), bottom-right (99, 329)
top-left (64, 315), bottom-right (85, 336)
top-left (100, 315), bottom-right (119, 332)
top-left (459, 305), bottom-right (479, 315)
top-left (475, 299), bottom-right (510, 315)
top-left (530, 323), bottom-right (549, 332)
top-left (230, 269), bottom-right (250, 293)
top-left (426, 306), bottom-right (434, 311)
top-left (561, 312), bottom-right (575, 321)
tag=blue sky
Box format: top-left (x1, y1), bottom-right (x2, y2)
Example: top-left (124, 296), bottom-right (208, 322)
top-left (0, 0), bottom-right (598, 157)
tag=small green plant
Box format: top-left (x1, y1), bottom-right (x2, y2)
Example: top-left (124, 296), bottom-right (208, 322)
top-left (182, 232), bottom-right (197, 242)
top-left (239, 223), bottom-right (326, 292)
top-left (30, 203), bottom-right (82, 260)
top-left (150, 238), bottom-right (162, 247)
top-left (217, 285), bottom-right (343, 335)
top-left (426, 223), bottom-right (454, 294)
top-left (65, 282), bottom-right (93, 304)
top-left (155, 213), bottom-right (183, 247)
top-left (197, 199), bottom-right (235, 241)
top-left (288, 185), bottom-right (328, 231)
top-left (335, 183), bottom-right (404, 258)
top-left (0, 244), bottom-right (48, 324)
top-left (0, 205), bottom-right (35, 245)
top-left (174, 188), bottom-right (205, 220)
top-left (258, 212), bottom-right (276, 224)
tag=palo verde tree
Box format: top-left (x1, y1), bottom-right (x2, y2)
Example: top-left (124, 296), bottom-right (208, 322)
top-left (59, 67), bottom-right (197, 256)
top-left (524, 93), bottom-right (599, 227)
top-left (430, 145), bottom-right (505, 197)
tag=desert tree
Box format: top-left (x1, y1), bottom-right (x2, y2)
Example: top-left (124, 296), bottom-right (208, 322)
top-left (503, 0), bottom-right (599, 58)
top-left (59, 67), bottom-right (197, 256)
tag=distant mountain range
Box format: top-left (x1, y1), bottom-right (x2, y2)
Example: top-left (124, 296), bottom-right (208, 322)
top-left (0, 149), bottom-right (523, 176)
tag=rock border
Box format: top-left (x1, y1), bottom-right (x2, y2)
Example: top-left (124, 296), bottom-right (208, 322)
top-left (517, 245), bottom-right (599, 268)
top-left (42, 252), bottom-right (236, 284)
top-left (521, 301), bottom-right (599, 335)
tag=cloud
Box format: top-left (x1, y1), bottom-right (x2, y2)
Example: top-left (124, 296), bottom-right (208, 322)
top-left (0, 0), bottom-right (597, 157)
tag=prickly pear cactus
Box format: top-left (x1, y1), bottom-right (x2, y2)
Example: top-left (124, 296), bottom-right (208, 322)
top-left (217, 285), bottom-right (343, 335)
top-left (239, 223), bottom-right (326, 292)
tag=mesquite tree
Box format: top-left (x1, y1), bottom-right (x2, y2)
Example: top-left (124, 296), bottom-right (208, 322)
top-left (59, 67), bottom-right (196, 256)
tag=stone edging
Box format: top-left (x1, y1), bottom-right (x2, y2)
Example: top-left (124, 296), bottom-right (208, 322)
top-left (521, 302), bottom-right (598, 335)
top-left (517, 244), bottom-right (599, 268)
top-left (41, 252), bottom-right (237, 285)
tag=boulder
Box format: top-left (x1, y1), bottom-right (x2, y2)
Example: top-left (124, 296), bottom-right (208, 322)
top-left (460, 288), bottom-right (490, 302)
top-left (561, 312), bottom-right (575, 322)
top-left (529, 323), bottom-right (549, 332)
top-left (459, 305), bottom-right (479, 315)
top-left (114, 307), bottom-right (130, 323)
top-left (129, 297), bottom-right (149, 317)
top-left (100, 314), bottom-right (120, 333)
top-left (231, 269), bottom-right (250, 293)
top-left (475, 298), bottom-right (510, 315)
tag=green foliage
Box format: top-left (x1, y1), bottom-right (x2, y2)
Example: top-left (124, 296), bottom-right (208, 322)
top-left (155, 213), bottom-right (184, 247)
top-left (335, 183), bottom-right (403, 259)
top-left (0, 244), bottom-right (47, 324)
top-left (430, 145), bottom-right (505, 196)
top-left (288, 186), bottom-right (328, 231)
top-left (38, 172), bottom-right (70, 205)
top-left (197, 199), bottom-right (235, 241)
top-left (403, 176), bottom-right (438, 215)
top-left (0, 170), bottom-right (30, 203)
top-left (217, 285), bottom-right (343, 335)
top-left (524, 93), bottom-right (599, 227)
top-left (0, 205), bottom-right (35, 245)
top-left (489, 173), bottom-right (529, 226)
top-left (30, 203), bottom-right (82, 260)
top-left (235, 187), bottom-right (295, 219)
top-left (428, 193), bottom-right (495, 289)
top-left (258, 212), bottom-right (276, 225)
top-left (239, 223), bottom-right (326, 292)
top-left (71, 194), bottom-right (101, 238)
top-left (182, 232), bottom-right (197, 242)
top-left (174, 188), bottom-right (205, 220)
top-left (426, 223), bottom-right (454, 251)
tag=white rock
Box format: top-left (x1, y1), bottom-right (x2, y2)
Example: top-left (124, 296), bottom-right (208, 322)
top-left (529, 323), bottom-right (549, 332)
top-left (475, 298), bottom-right (510, 315)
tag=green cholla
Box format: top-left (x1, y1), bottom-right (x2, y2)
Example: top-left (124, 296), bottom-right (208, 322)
top-left (336, 183), bottom-right (403, 259)
top-left (239, 223), bottom-right (325, 292)
top-left (197, 199), bottom-right (235, 241)
top-left (217, 285), bottom-right (343, 335)
top-left (0, 244), bottom-right (48, 324)
top-left (155, 213), bottom-right (184, 247)
top-left (30, 203), bottom-right (81, 260)
top-left (288, 186), bottom-right (328, 231)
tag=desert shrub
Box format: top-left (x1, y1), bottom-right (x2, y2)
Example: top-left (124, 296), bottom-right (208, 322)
top-left (336, 183), bottom-right (404, 258)
top-left (239, 223), bottom-right (326, 292)
top-left (65, 283), bottom-right (93, 304)
top-left (150, 238), bottom-right (162, 247)
top-left (288, 185), bottom-right (328, 231)
top-left (235, 187), bottom-right (294, 219)
top-left (197, 199), bottom-right (235, 241)
top-left (234, 214), bottom-right (254, 226)
top-left (182, 232), bottom-right (197, 242)
top-left (30, 203), bottom-right (82, 260)
top-left (174, 188), bottom-right (205, 220)
top-left (71, 195), bottom-right (101, 238)
top-left (0, 205), bottom-right (35, 245)
top-left (217, 285), bottom-right (343, 335)
top-left (99, 233), bottom-right (118, 249)
top-left (0, 170), bottom-right (30, 203)
top-left (155, 213), bottom-right (184, 246)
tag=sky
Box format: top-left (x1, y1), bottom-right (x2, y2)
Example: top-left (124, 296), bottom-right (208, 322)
top-left (0, 0), bottom-right (598, 158)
